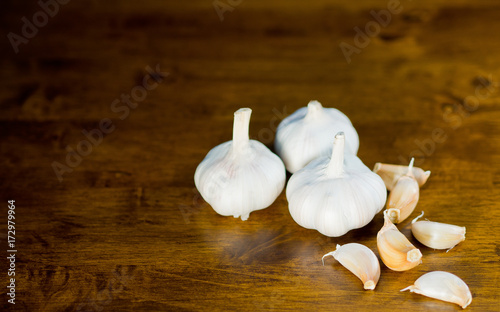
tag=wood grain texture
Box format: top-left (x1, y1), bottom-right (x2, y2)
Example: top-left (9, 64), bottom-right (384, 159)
top-left (0, 0), bottom-right (499, 311)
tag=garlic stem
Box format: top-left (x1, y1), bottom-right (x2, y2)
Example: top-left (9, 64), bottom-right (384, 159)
top-left (326, 132), bottom-right (345, 178)
top-left (304, 100), bottom-right (323, 121)
top-left (232, 108), bottom-right (251, 153)
top-left (406, 158), bottom-right (414, 175)
top-left (412, 211), bottom-right (425, 224)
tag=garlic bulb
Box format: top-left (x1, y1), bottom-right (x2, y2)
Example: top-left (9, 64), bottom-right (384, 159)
top-left (194, 108), bottom-right (286, 221)
top-left (386, 158), bottom-right (420, 224)
top-left (377, 210), bottom-right (422, 271)
top-left (373, 161), bottom-right (430, 191)
top-left (411, 212), bottom-right (466, 250)
top-left (322, 243), bottom-right (380, 290)
top-left (287, 132), bottom-right (386, 237)
top-left (401, 271), bottom-right (472, 309)
top-left (274, 100), bottom-right (359, 173)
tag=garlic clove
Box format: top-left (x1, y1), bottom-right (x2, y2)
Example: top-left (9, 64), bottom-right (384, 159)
top-left (373, 162), bottom-right (430, 191)
top-left (386, 158), bottom-right (420, 224)
top-left (287, 132), bottom-right (387, 237)
top-left (274, 100), bottom-right (359, 173)
top-left (401, 271), bottom-right (472, 309)
top-left (322, 243), bottom-right (381, 290)
top-left (377, 210), bottom-right (422, 271)
top-left (194, 108), bottom-right (286, 220)
top-left (411, 212), bottom-right (466, 250)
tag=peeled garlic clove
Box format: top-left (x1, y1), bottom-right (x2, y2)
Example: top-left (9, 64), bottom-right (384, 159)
top-left (194, 108), bottom-right (286, 221)
top-left (411, 212), bottom-right (466, 250)
top-left (386, 158), bottom-right (420, 224)
top-left (373, 162), bottom-right (430, 191)
top-left (377, 211), bottom-right (422, 271)
top-left (274, 100), bottom-right (359, 173)
top-left (401, 271), bottom-right (472, 309)
top-left (322, 243), bottom-right (381, 290)
top-left (287, 132), bottom-right (386, 237)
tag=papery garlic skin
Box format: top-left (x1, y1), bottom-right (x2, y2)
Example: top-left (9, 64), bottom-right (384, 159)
top-left (287, 132), bottom-right (386, 237)
top-left (322, 243), bottom-right (380, 290)
top-left (377, 211), bottom-right (422, 271)
top-left (411, 212), bottom-right (466, 250)
top-left (275, 100), bottom-right (359, 173)
top-left (401, 271), bottom-right (472, 309)
top-left (195, 108), bottom-right (286, 221)
top-left (386, 158), bottom-right (420, 224)
top-left (373, 162), bottom-right (430, 191)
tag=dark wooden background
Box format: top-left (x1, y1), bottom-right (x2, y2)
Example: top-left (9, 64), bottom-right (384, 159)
top-left (1, 0), bottom-right (499, 311)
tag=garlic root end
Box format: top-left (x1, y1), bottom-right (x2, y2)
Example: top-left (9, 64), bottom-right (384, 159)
top-left (240, 214), bottom-right (249, 221)
top-left (407, 249), bottom-right (422, 263)
top-left (387, 208), bottom-right (400, 224)
top-left (364, 280), bottom-right (376, 290)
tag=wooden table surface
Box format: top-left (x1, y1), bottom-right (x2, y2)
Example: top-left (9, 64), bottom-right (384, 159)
top-left (1, 0), bottom-right (499, 311)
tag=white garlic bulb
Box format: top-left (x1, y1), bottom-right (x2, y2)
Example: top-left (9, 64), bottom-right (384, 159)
top-left (377, 210), bottom-right (422, 271)
top-left (274, 100), bottom-right (359, 173)
top-left (401, 271), bottom-right (472, 309)
top-left (322, 243), bottom-right (381, 290)
top-left (287, 132), bottom-right (386, 237)
top-left (194, 108), bottom-right (286, 221)
top-left (373, 161), bottom-right (430, 191)
top-left (411, 212), bottom-right (466, 250)
top-left (386, 158), bottom-right (420, 224)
